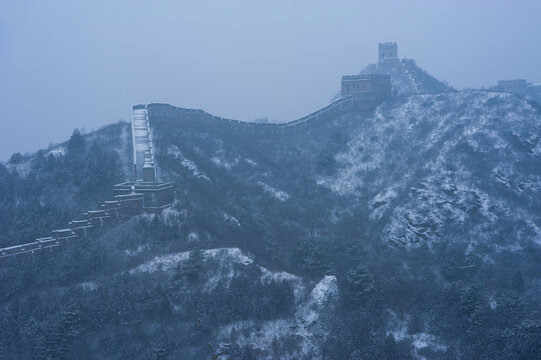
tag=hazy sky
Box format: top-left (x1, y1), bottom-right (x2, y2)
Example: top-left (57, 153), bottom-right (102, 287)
top-left (1, 1), bottom-right (540, 160)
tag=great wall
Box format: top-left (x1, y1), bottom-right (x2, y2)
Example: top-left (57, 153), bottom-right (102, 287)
top-left (1, 105), bottom-right (175, 260)
top-left (0, 45), bottom-right (399, 260)
top-left (145, 73), bottom-right (390, 136)
top-left (9, 41), bottom-right (534, 261)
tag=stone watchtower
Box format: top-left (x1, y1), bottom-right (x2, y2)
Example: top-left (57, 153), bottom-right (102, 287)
top-left (341, 74), bottom-right (391, 110)
top-left (112, 104), bottom-right (174, 213)
top-left (378, 42), bottom-right (398, 62)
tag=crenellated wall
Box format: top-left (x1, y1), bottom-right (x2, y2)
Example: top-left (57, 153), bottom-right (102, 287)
top-left (1, 69), bottom-right (392, 261)
top-left (146, 95), bottom-right (356, 136)
top-left (341, 74), bottom-right (391, 110)
top-left (379, 42), bottom-right (398, 62)
top-left (0, 190), bottom-right (145, 260)
top-left (132, 105), bottom-right (157, 182)
top-left (497, 79), bottom-right (528, 96)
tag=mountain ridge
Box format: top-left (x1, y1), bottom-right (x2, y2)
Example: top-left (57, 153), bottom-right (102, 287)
top-left (1, 58), bottom-right (541, 359)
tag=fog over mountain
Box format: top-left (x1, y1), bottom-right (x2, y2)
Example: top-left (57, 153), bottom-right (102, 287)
top-left (1, 2), bottom-right (541, 359)
top-left (1, 1), bottom-right (541, 160)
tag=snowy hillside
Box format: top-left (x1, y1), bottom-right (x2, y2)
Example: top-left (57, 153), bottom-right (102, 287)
top-left (320, 91), bottom-right (541, 250)
top-left (2, 66), bottom-right (541, 358)
top-left (362, 58), bottom-right (455, 97)
top-left (0, 123), bottom-right (131, 247)
top-left (526, 83), bottom-right (541, 104)
top-left (129, 247), bottom-right (338, 359)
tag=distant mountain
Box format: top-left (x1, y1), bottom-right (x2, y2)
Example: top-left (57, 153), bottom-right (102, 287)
top-left (1, 60), bottom-right (540, 359)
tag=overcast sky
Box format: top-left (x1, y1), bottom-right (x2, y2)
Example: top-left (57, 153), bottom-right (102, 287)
top-left (1, 0), bottom-right (540, 160)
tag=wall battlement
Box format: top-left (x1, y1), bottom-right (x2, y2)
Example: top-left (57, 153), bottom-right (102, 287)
top-left (146, 74), bottom-right (391, 134)
top-left (341, 74), bottom-right (391, 110)
top-left (342, 74), bottom-right (391, 80)
top-left (1, 45), bottom-right (394, 261)
top-left (379, 42), bottom-right (398, 62)
top-left (146, 95), bottom-right (357, 136)
top-left (0, 186), bottom-right (159, 260)
top-left (131, 105), bottom-right (157, 182)
top-left (113, 181), bottom-right (174, 212)
top-left (497, 79), bottom-right (528, 96)
top-left (498, 79), bottom-right (527, 84)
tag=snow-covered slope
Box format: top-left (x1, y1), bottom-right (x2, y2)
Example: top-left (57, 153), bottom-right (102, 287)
top-left (526, 83), bottom-right (541, 104)
top-left (127, 247), bottom-right (338, 359)
top-left (2, 65), bottom-right (541, 359)
top-left (320, 91), bottom-right (541, 250)
top-left (362, 58), bottom-right (455, 97)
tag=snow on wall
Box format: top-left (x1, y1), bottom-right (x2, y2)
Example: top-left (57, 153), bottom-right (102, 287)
top-left (132, 106), bottom-right (156, 181)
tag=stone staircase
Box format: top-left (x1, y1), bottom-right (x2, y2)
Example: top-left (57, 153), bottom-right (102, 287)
top-left (0, 191), bottom-right (144, 260)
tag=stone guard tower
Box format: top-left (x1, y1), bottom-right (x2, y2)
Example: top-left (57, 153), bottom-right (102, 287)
top-left (378, 42), bottom-right (398, 62)
top-left (113, 104), bottom-right (174, 212)
top-left (341, 74), bottom-right (391, 110)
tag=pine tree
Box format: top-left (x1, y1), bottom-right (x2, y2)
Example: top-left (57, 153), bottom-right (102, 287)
top-left (346, 265), bottom-right (374, 302)
top-left (171, 249), bottom-right (205, 290)
top-left (511, 270), bottom-right (524, 294)
top-left (67, 128), bottom-right (85, 154)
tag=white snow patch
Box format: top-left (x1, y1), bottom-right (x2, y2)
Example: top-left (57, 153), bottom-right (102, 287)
top-left (369, 186), bottom-right (398, 220)
top-left (482, 254), bottom-right (495, 265)
top-left (386, 310), bottom-right (410, 341)
top-left (6, 159), bottom-right (32, 178)
top-left (117, 124), bottom-right (133, 178)
top-left (389, 325), bottom-right (409, 342)
top-left (309, 275), bottom-right (338, 308)
top-left (122, 245), bottom-right (146, 256)
top-left (200, 249), bottom-right (253, 292)
top-left (130, 251), bottom-right (191, 273)
top-left (161, 204), bottom-right (182, 227)
top-left (386, 310), bottom-right (446, 358)
top-left (187, 232), bottom-right (199, 242)
top-left (525, 218), bottom-right (541, 246)
top-left (204, 248), bottom-right (253, 265)
top-left (294, 275), bottom-right (339, 357)
top-left (167, 145), bottom-right (210, 181)
top-left (202, 274), bottom-right (223, 293)
top-left (257, 181), bottom-right (290, 201)
top-left (211, 156), bottom-right (239, 170)
top-left (493, 243), bottom-right (523, 253)
top-left (218, 319), bottom-right (292, 357)
top-left (139, 212), bottom-right (156, 222)
top-left (412, 333), bottom-right (447, 354)
top-left (48, 146), bottom-right (66, 157)
top-left (217, 275), bottom-right (339, 360)
top-left (223, 212), bottom-right (241, 227)
top-left (129, 248), bottom-right (254, 275)
top-left (259, 267), bottom-right (304, 302)
top-left (489, 296), bottom-right (497, 310)
top-left (80, 281), bottom-right (98, 292)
